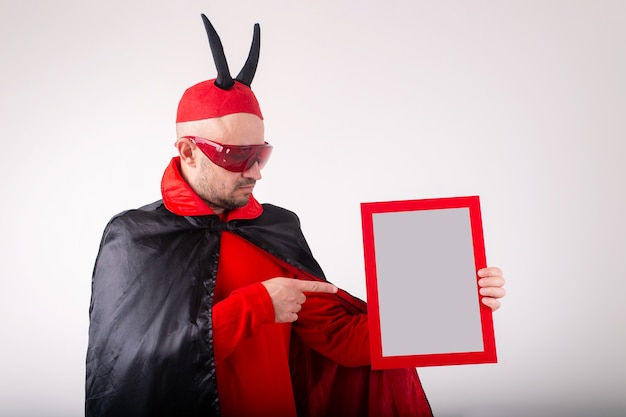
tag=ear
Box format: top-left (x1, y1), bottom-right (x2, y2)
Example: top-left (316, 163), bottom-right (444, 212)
top-left (176, 137), bottom-right (197, 167)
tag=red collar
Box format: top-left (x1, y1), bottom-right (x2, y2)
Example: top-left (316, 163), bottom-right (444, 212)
top-left (160, 157), bottom-right (263, 220)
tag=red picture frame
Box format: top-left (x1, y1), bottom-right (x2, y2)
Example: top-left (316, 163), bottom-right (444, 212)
top-left (361, 196), bottom-right (497, 369)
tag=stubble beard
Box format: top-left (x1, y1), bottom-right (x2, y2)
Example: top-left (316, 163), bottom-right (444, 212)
top-left (199, 159), bottom-right (255, 212)
top-left (208, 183), bottom-right (254, 211)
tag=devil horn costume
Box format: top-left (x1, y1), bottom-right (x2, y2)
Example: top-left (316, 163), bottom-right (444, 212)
top-left (200, 14), bottom-right (260, 88)
top-left (86, 14), bottom-right (433, 417)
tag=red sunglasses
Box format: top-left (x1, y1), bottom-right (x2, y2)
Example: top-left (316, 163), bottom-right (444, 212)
top-left (180, 136), bottom-right (273, 173)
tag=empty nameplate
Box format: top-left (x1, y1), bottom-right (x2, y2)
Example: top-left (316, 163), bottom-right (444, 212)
top-left (361, 196), bottom-right (497, 369)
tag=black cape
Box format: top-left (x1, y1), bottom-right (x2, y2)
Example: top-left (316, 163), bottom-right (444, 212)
top-left (86, 200), bottom-right (328, 416)
top-left (86, 200), bottom-right (432, 417)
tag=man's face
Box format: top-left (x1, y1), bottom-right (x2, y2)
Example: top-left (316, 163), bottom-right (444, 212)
top-left (179, 113), bottom-right (265, 213)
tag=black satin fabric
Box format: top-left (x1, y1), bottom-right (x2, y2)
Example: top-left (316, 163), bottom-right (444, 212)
top-left (85, 200), bottom-right (324, 417)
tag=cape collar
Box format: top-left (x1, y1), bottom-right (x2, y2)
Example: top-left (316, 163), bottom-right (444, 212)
top-left (160, 157), bottom-right (263, 221)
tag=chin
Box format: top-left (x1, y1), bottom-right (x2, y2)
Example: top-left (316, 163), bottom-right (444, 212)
top-left (226, 195), bottom-right (251, 210)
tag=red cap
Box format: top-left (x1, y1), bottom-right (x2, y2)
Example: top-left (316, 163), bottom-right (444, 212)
top-left (176, 79), bottom-right (263, 122)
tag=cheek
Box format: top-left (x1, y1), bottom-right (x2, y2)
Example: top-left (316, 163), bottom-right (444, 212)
top-left (223, 175), bottom-right (241, 192)
top-left (207, 171), bottom-right (237, 193)
top-left (198, 158), bottom-right (240, 193)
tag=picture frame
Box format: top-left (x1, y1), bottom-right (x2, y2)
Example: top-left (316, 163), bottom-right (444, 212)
top-left (360, 195), bottom-right (497, 369)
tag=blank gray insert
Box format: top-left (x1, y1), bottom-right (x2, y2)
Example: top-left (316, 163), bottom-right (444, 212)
top-left (372, 208), bottom-right (484, 356)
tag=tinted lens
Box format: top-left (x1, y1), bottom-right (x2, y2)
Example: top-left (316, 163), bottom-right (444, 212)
top-left (238, 146), bottom-right (272, 171)
top-left (187, 137), bottom-right (272, 172)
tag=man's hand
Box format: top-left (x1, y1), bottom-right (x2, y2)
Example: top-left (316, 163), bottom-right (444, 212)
top-left (261, 278), bottom-right (338, 323)
top-left (477, 267), bottom-right (506, 311)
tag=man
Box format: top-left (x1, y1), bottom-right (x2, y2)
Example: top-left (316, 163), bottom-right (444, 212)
top-left (85, 15), bottom-right (506, 417)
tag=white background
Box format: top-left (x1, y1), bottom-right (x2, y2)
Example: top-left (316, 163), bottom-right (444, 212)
top-left (1, 1), bottom-right (625, 416)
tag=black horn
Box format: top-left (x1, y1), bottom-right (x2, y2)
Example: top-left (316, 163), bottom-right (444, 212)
top-left (201, 14), bottom-right (234, 90)
top-left (235, 23), bottom-right (261, 87)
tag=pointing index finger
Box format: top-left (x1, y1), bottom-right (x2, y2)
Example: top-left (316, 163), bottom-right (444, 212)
top-left (294, 280), bottom-right (338, 294)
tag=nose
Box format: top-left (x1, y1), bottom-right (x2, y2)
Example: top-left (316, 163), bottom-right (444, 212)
top-left (242, 161), bottom-right (262, 180)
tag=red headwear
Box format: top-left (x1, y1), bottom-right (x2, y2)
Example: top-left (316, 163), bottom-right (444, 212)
top-left (176, 15), bottom-right (263, 123)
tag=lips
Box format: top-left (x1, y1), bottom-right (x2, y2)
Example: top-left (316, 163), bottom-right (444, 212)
top-left (237, 182), bottom-right (255, 192)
